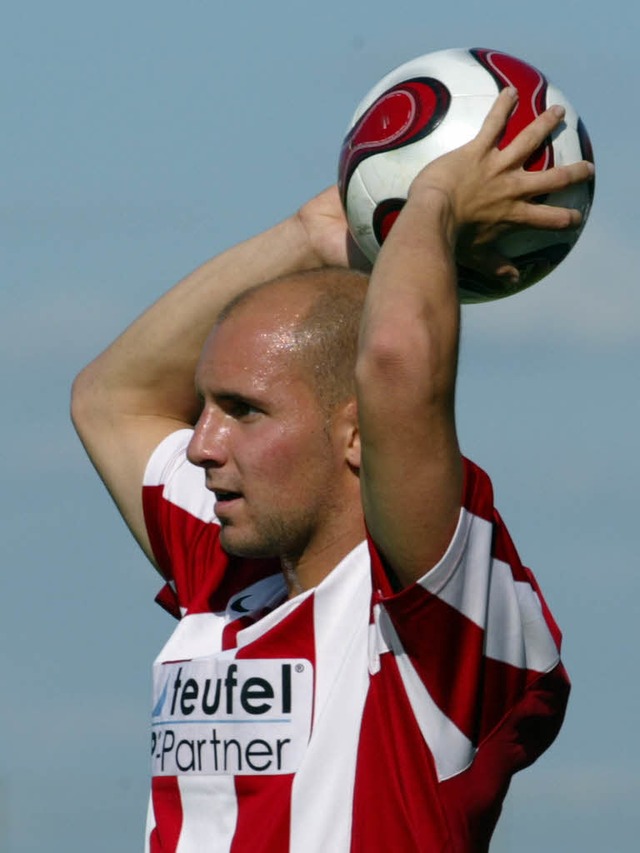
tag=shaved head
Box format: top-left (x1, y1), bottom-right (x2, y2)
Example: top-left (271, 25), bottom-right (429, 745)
top-left (215, 267), bottom-right (369, 413)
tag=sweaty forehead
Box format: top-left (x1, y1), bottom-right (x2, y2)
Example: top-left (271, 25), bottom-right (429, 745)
top-left (219, 282), bottom-right (316, 348)
top-left (197, 301), bottom-right (310, 392)
top-left (219, 297), bottom-right (304, 351)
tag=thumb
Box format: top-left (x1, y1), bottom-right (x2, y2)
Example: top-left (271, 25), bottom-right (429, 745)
top-left (457, 244), bottom-right (520, 285)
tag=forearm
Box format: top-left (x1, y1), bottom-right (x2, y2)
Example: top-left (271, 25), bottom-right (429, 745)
top-left (73, 213), bottom-right (322, 426)
top-left (358, 187), bottom-right (460, 409)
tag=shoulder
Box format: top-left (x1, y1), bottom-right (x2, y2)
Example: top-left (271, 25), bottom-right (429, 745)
top-left (143, 428), bottom-right (214, 531)
top-left (142, 429), bottom-right (220, 599)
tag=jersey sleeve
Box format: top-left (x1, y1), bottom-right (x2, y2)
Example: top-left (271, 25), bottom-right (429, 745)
top-left (142, 429), bottom-right (225, 617)
top-left (368, 456), bottom-right (569, 782)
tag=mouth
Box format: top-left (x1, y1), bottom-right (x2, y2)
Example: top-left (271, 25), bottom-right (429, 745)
top-left (212, 490), bottom-right (244, 515)
top-left (213, 490), bottom-right (242, 503)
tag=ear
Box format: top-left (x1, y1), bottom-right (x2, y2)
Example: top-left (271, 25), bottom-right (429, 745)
top-left (339, 399), bottom-right (361, 470)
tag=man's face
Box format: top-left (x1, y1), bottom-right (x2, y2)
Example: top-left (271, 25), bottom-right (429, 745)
top-left (187, 305), bottom-right (353, 561)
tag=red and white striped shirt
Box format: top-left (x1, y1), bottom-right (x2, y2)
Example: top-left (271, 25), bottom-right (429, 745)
top-left (142, 429), bottom-right (569, 852)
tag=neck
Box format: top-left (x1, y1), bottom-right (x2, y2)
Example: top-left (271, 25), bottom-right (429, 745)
top-left (281, 515), bottom-right (366, 599)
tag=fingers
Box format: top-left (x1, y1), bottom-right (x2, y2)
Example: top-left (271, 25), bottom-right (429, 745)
top-left (521, 160), bottom-right (595, 196)
top-left (476, 89), bottom-right (579, 174)
top-left (502, 104), bottom-right (567, 166)
top-left (512, 160), bottom-right (594, 229)
top-left (476, 87), bottom-right (519, 148)
top-left (457, 246), bottom-right (521, 288)
top-left (514, 200), bottom-right (583, 231)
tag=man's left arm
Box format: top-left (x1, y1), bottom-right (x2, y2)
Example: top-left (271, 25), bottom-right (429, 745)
top-left (356, 89), bottom-right (594, 587)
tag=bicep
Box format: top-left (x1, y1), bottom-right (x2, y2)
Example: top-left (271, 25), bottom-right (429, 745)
top-left (356, 348), bottom-right (463, 588)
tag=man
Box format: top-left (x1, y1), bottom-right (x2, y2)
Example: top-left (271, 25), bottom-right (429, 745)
top-left (72, 90), bottom-right (593, 851)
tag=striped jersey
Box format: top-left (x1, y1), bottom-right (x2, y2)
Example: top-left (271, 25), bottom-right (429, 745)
top-left (142, 429), bottom-right (569, 852)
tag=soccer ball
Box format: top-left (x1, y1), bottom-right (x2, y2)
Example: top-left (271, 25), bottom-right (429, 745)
top-left (338, 48), bottom-right (595, 303)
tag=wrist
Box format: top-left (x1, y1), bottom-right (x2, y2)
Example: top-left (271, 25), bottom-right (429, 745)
top-left (290, 210), bottom-right (328, 269)
top-left (405, 180), bottom-right (459, 250)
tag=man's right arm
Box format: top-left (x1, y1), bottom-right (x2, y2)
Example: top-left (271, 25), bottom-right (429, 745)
top-left (71, 188), bottom-right (355, 567)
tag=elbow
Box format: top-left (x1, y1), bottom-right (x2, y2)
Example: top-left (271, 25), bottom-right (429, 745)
top-left (70, 363), bottom-right (108, 439)
top-left (356, 334), bottom-right (429, 413)
top-left (356, 335), bottom-right (407, 390)
top-left (356, 328), bottom-right (457, 410)
top-left (356, 328), bottom-right (434, 392)
top-left (70, 367), bottom-right (90, 436)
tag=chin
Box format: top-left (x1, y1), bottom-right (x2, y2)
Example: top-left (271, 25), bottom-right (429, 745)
top-left (219, 529), bottom-right (277, 560)
top-left (219, 513), bottom-right (310, 562)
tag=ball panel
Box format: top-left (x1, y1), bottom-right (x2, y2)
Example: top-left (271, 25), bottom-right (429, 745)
top-left (338, 78), bottom-right (450, 209)
top-left (470, 49), bottom-right (550, 163)
top-left (546, 83), bottom-right (579, 121)
top-left (344, 169), bottom-right (379, 262)
top-left (348, 49), bottom-right (496, 119)
top-left (355, 94), bottom-right (496, 208)
top-left (373, 199), bottom-right (405, 245)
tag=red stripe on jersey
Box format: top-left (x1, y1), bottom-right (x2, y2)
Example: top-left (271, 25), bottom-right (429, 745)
top-left (143, 484), bottom-right (175, 581)
top-left (439, 664), bottom-right (570, 851)
top-left (382, 585), bottom-right (486, 742)
top-left (235, 593), bottom-right (317, 661)
top-left (143, 485), bottom-right (226, 611)
top-left (230, 776), bottom-right (293, 853)
top-left (149, 776), bottom-right (183, 853)
top-left (461, 458), bottom-right (495, 523)
top-left (228, 595), bottom-right (317, 853)
top-left (222, 614), bottom-right (253, 650)
top-left (351, 652), bottom-right (451, 852)
top-left (477, 656), bottom-right (533, 744)
top-left (155, 581), bottom-right (181, 620)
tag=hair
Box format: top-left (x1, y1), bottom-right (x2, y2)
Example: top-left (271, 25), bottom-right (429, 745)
top-left (216, 267), bottom-right (369, 412)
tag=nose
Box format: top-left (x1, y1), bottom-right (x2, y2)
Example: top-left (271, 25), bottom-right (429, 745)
top-left (186, 407), bottom-right (229, 469)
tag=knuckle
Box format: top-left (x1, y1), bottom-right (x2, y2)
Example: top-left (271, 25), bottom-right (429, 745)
top-left (554, 207), bottom-right (578, 229)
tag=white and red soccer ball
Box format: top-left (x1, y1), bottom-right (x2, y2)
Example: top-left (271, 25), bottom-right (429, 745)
top-left (338, 48), bottom-right (595, 302)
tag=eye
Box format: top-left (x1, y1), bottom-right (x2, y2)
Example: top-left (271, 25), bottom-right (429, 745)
top-left (233, 401), bottom-right (260, 420)
top-left (221, 395), bottom-right (263, 421)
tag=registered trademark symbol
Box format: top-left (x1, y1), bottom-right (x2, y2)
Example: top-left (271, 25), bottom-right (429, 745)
top-left (295, 663), bottom-right (304, 673)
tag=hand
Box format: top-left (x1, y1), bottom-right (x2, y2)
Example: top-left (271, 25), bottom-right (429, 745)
top-left (297, 186), bottom-right (372, 271)
top-left (409, 87), bottom-right (595, 280)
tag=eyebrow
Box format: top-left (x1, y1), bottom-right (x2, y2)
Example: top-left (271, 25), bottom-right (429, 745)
top-left (196, 387), bottom-right (265, 410)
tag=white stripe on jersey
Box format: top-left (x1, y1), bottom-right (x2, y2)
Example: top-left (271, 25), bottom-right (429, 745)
top-left (420, 511), bottom-right (560, 674)
top-left (156, 612), bottom-right (228, 663)
top-left (176, 776), bottom-right (238, 853)
top-left (289, 542), bottom-right (372, 853)
top-left (144, 796), bottom-right (155, 853)
top-left (144, 428), bottom-right (215, 523)
top-left (486, 571), bottom-right (560, 673)
top-left (375, 603), bottom-right (476, 782)
top-left (420, 510), bottom-right (493, 624)
top-left (156, 575), bottom-right (287, 662)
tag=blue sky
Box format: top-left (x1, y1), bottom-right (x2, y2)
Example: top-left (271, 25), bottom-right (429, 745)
top-left (2, 1), bottom-right (638, 850)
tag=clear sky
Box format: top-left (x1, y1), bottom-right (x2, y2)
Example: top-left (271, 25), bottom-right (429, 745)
top-left (2, 1), bottom-right (638, 850)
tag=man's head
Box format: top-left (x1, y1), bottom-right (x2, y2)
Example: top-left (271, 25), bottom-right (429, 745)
top-left (187, 267), bottom-right (369, 568)
top-left (215, 266), bottom-right (369, 414)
